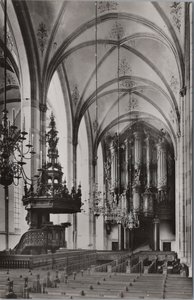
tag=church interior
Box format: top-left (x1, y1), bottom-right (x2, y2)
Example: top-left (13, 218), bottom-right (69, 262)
top-left (0, 0), bottom-right (192, 299)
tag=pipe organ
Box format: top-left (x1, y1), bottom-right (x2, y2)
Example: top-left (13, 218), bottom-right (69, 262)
top-left (103, 125), bottom-right (175, 250)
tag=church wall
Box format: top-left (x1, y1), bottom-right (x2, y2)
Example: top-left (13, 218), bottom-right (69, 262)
top-left (77, 215), bottom-right (90, 249)
top-left (96, 216), bottom-right (104, 250)
top-left (106, 225), bottom-right (118, 250)
top-left (160, 220), bottom-right (175, 251)
top-left (77, 119), bottom-right (90, 249)
top-left (0, 185), bottom-right (22, 250)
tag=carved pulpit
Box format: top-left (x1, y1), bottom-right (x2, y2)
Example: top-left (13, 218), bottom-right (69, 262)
top-left (15, 114), bottom-right (82, 254)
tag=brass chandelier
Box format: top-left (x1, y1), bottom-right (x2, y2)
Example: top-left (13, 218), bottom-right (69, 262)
top-left (1, 0), bottom-right (35, 250)
top-left (0, 0), bottom-right (35, 187)
top-left (91, 2), bottom-right (139, 231)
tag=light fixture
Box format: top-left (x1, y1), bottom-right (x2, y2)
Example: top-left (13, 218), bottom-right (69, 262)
top-left (91, 8), bottom-right (139, 232)
top-left (124, 93), bottom-right (140, 229)
top-left (1, 0), bottom-right (35, 250)
top-left (104, 15), bottom-right (139, 231)
top-left (92, 1), bottom-right (104, 218)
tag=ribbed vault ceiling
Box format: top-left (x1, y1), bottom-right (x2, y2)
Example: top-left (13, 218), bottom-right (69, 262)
top-left (0, 1), bottom-right (186, 153)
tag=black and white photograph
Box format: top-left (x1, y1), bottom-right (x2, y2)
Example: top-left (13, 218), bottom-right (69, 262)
top-left (0, 0), bottom-right (192, 299)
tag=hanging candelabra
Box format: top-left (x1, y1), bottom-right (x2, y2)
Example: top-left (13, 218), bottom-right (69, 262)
top-left (0, 110), bottom-right (35, 186)
top-left (91, 5), bottom-right (140, 233)
top-left (1, 0), bottom-right (35, 250)
top-left (124, 95), bottom-right (140, 230)
top-left (91, 1), bottom-right (103, 218)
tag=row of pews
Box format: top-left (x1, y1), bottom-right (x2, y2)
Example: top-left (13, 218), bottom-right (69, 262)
top-left (0, 268), bottom-right (192, 299)
top-left (94, 251), bottom-right (188, 276)
top-left (0, 250), bottom-right (191, 299)
top-left (0, 249), bottom-right (187, 276)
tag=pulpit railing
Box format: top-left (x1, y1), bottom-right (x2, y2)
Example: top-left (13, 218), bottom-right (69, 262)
top-left (14, 225), bottom-right (67, 255)
top-left (0, 250), bottom-right (97, 270)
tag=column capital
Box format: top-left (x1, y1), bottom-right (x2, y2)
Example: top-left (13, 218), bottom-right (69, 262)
top-left (179, 86), bottom-right (187, 97)
top-left (39, 103), bottom-right (47, 113)
top-left (92, 157), bottom-right (97, 166)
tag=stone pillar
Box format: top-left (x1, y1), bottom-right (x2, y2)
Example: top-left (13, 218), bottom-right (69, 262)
top-left (31, 100), bottom-right (41, 178)
top-left (179, 3), bottom-right (192, 273)
top-left (118, 223), bottom-right (124, 250)
top-left (122, 191), bottom-right (129, 250)
top-left (72, 143), bottom-right (77, 249)
top-left (89, 157), bottom-right (97, 250)
top-left (92, 159), bottom-right (97, 250)
top-left (128, 229), bottom-right (134, 251)
top-left (124, 228), bottom-right (129, 250)
top-left (63, 228), bottom-right (66, 246)
top-left (5, 186), bottom-right (9, 250)
top-left (132, 131), bottom-right (142, 213)
top-left (22, 99), bottom-right (31, 179)
top-left (153, 216), bottom-right (160, 251)
top-left (157, 137), bottom-right (167, 202)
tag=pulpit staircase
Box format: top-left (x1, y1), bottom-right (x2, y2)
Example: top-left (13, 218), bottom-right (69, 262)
top-left (13, 224), bottom-right (70, 255)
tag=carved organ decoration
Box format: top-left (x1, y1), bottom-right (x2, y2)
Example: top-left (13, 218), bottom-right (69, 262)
top-left (143, 135), bottom-right (154, 217)
top-left (103, 124), bottom-right (175, 223)
top-left (132, 130), bottom-right (142, 213)
top-left (157, 135), bottom-right (168, 203)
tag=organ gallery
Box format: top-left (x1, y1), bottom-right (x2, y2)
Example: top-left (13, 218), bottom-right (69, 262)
top-left (100, 125), bottom-right (175, 251)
